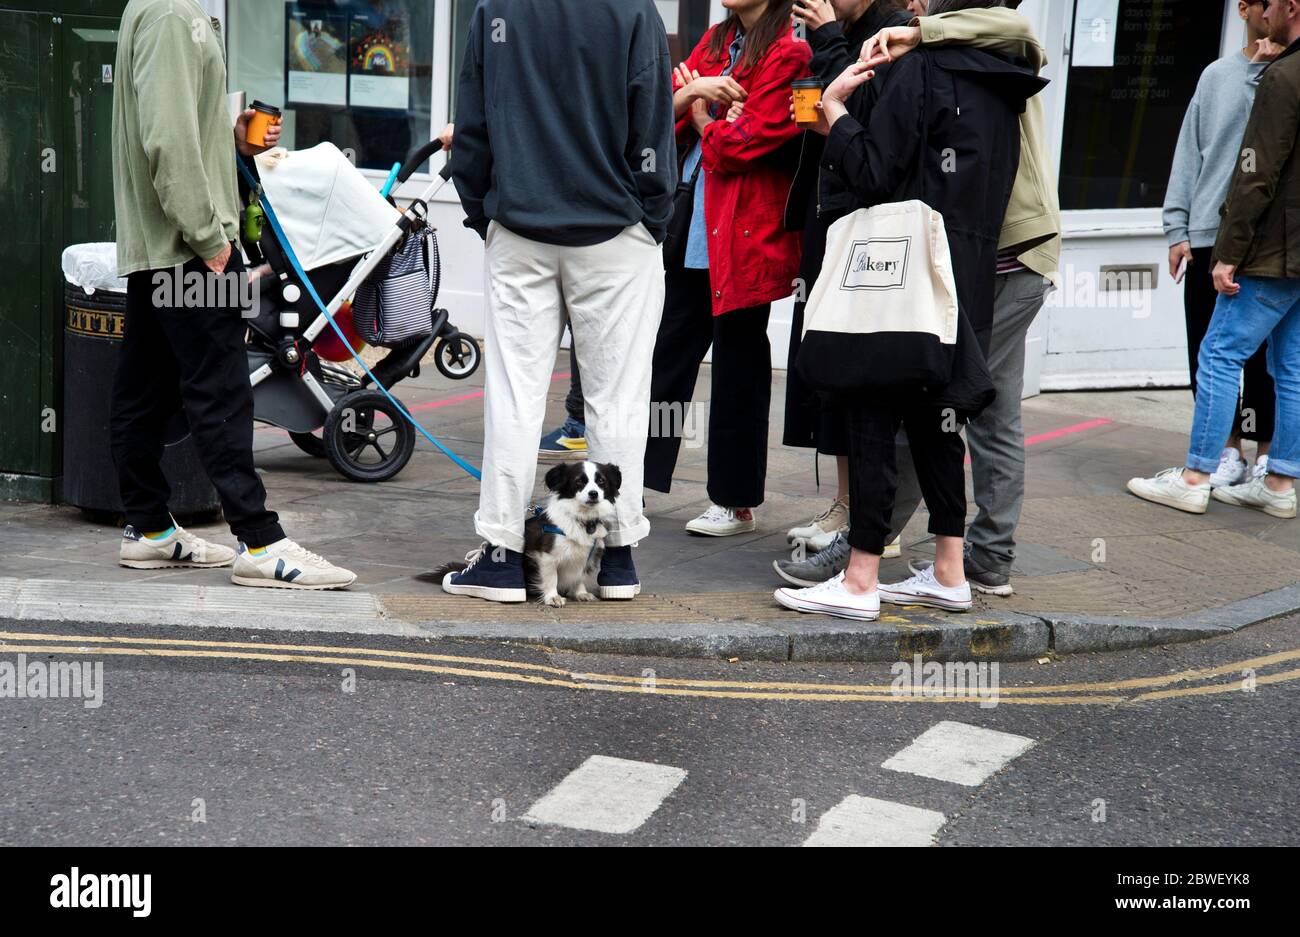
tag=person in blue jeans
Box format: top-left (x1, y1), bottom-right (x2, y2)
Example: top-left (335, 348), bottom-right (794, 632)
top-left (1128, 1), bottom-right (1300, 521)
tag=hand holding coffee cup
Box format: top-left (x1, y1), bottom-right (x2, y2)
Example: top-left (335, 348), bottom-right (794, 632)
top-left (237, 101), bottom-right (283, 156)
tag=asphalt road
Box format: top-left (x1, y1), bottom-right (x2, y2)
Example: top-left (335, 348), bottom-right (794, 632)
top-left (0, 613), bottom-right (1296, 847)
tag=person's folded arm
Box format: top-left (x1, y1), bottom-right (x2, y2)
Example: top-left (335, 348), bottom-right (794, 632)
top-left (1216, 72), bottom-right (1300, 266)
top-left (134, 14), bottom-right (227, 261)
top-left (700, 42), bottom-right (811, 175)
top-left (917, 6), bottom-right (1046, 71)
top-left (449, 10), bottom-right (492, 240)
top-left (809, 21), bottom-right (856, 82)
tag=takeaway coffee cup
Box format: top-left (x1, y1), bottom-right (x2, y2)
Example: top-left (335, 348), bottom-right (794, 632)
top-left (246, 101), bottom-right (282, 148)
top-left (792, 78), bottom-right (824, 126)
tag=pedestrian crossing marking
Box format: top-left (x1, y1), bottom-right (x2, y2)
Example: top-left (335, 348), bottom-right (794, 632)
top-left (882, 720), bottom-right (1035, 786)
top-left (803, 795), bottom-right (946, 847)
top-left (522, 755), bottom-right (687, 834)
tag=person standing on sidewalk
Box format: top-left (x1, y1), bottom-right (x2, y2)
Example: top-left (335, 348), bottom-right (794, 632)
top-left (111, 0), bottom-right (354, 589)
top-left (1128, 0), bottom-right (1300, 521)
top-left (1165, 0), bottom-right (1281, 489)
top-left (643, 0), bottom-right (811, 539)
top-left (780, 0), bottom-right (911, 559)
top-left (775, 0), bottom-right (1060, 597)
top-left (444, 0), bottom-right (676, 603)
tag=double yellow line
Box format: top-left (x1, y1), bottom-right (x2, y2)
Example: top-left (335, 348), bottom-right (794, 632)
top-left (2, 630), bottom-right (1297, 706)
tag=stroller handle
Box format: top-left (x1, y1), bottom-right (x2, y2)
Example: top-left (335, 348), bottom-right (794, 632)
top-left (398, 140), bottom-right (453, 185)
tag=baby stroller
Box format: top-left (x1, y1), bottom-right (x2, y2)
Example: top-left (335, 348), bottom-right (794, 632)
top-left (238, 139), bottom-right (480, 483)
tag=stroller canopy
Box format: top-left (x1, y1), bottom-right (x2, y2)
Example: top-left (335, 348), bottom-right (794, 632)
top-left (254, 143), bottom-right (401, 272)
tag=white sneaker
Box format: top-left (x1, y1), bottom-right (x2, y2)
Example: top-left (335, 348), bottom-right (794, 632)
top-left (231, 539), bottom-right (357, 590)
top-left (1211, 475), bottom-right (1297, 519)
top-left (1253, 454), bottom-right (1271, 479)
top-left (883, 535), bottom-right (902, 560)
top-left (879, 565), bottom-right (972, 612)
top-left (119, 523), bottom-right (236, 569)
top-left (1126, 467), bottom-right (1210, 514)
top-left (787, 497), bottom-right (849, 552)
top-left (774, 572), bottom-right (880, 622)
top-left (1210, 447), bottom-right (1248, 488)
top-left (686, 504), bottom-right (756, 537)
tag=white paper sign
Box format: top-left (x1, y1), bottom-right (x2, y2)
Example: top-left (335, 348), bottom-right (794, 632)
top-left (1072, 0), bottom-right (1120, 69)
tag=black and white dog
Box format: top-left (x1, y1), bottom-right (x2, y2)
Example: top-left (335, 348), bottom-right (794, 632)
top-left (525, 461), bottom-right (621, 607)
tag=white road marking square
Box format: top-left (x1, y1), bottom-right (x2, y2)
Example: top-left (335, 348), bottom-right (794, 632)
top-left (803, 795), bottom-right (945, 847)
top-left (882, 720), bottom-right (1035, 787)
top-left (522, 755), bottom-right (687, 834)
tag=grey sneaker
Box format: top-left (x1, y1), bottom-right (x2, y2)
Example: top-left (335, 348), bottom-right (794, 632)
top-left (1211, 475), bottom-right (1297, 519)
top-left (773, 532), bottom-right (850, 587)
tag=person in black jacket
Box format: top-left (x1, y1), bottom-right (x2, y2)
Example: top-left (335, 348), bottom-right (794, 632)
top-left (444, 0), bottom-right (676, 605)
top-left (780, 0), bottom-right (912, 559)
top-left (775, 0), bottom-right (1045, 622)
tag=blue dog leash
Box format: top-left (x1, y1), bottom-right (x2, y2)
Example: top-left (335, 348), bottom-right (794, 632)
top-left (238, 157), bottom-right (483, 481)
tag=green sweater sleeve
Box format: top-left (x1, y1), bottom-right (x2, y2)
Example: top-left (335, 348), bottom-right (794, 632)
top-left (918, 7), bottom-right (1048, 73)
top-left (133, 13), bottom-right (229, 261)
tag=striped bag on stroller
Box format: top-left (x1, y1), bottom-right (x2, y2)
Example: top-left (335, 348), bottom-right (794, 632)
top-left (351, 222), bottom-right (441, 347)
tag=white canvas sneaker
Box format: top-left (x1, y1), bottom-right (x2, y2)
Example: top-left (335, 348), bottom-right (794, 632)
top-left (1126, 467), bottom-right (1210, 514)
top-left (1210, 447), bottom-right (1248, 488)
top-left (685, 504), bottom-right (756, 537)
top-left (879, 565), bottom-right (972, 612)
top-left (1211, 475), bottom-right (1297, 519)
top-left (774, 572), bottom-right (880, 621)
top-left (119, 524), bottom-right (236, 569)
top-left (231, 539), bottom-right (357, 590)
top-left (787, 497), bottom-right (849, 551)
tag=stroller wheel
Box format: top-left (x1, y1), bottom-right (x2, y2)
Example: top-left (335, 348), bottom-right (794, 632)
top-left (323, 390), bottom-right (416, 483)
top-left (434, 332), bottom-right (481, 380)
top-left (289, 430), bottom-right (327, 458)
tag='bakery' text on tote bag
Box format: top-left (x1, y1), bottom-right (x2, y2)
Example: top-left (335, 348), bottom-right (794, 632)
top-left (796, 199), bottom-right (959, 393)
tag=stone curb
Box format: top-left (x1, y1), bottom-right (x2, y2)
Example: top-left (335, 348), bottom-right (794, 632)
top-left (2, 576), bottom-right (1296, 662)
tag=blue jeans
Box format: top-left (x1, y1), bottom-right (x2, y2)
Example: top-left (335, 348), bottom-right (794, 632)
top-left (1187, 275), bottom-right (1300, 479)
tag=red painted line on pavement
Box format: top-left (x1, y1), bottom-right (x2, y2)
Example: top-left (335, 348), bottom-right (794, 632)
top-left (964, 417), bottom-right (1114, 465)
top-left (1024, 417), bottom-right (1114, 447)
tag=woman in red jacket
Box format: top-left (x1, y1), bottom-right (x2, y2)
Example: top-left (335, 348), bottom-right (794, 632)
top-left (644, 0), bottom-right (810, 537)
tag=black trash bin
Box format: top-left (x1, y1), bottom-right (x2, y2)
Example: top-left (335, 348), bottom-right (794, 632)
top-left (62, 251), bottom-right (220, 524)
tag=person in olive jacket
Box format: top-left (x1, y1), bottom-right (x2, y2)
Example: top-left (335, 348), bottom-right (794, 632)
top-left (1128, 0), bottom-right (1300, 522)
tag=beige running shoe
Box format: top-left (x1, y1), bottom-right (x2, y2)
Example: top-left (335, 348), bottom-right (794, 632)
top-left (231, 539), bottom-right (357, 590)
top-left (787, 497), bottom-right (850, 552)
top-left (1126, 467), bottom-right (1210, 514)
top-left (119, 523), bottom-right (236, 569)
top-left (1211, 475), bottom-right (1297, 519)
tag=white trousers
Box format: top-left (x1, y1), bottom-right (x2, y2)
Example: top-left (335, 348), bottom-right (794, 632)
top-left (475, 222), bottom-right (666, 552)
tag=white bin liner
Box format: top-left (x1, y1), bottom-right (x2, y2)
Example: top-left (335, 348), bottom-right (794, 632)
top-left (253, 143), bottom-right (400, 272)
top-left (61, 243), bottom-right (127, 295)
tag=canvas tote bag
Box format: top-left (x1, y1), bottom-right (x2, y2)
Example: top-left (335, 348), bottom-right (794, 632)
top-left (796, 199), bottom-right (960, 393)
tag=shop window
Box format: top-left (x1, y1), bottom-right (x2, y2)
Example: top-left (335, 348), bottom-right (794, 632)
top-left (227, 0), bottom-right (435, 174)
top-left (1058, 0), bottom-right (1225, 210)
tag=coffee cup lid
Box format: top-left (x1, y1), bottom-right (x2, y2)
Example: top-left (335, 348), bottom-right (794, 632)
top-left (251, 100), bottom-right (282, 116)
top-left (792, 78), bottom-right (825, 89)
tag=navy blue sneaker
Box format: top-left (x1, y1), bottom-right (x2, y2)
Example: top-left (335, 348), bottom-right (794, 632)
top-left (538, 417), bottom-right (588, 463)
top-left (598, 545), bottom-right (641, 600)
top-left (441, 543), bottom-right (526, 603)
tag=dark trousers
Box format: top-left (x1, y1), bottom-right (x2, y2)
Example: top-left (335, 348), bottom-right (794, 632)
top-left (565, 341), bottom-right (584, 424)
top-left (847, 401), bottom-right (967, 556)
top-left (1186, 246), bottom-right (1275, 442)
top-left (644, 265), bottom-right (771, 508)
top-left (110, 250), bottom-right (284, 547)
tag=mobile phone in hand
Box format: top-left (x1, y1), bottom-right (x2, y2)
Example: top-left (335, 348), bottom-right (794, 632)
top-left (1175, 255), bottom-right (1188, 284)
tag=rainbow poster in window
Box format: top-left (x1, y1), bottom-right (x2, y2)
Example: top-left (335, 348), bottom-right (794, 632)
top-left (348, 9), bottom-right (411, 111)
top-left (285, 5), bottom-right (348, 107)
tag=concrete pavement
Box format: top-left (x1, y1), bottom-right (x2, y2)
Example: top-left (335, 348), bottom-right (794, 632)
top-left (2, 352), bottom-right (1298, 661)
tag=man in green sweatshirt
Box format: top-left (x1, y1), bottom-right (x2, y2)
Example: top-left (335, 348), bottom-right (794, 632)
top-left (111, 0), bottom-right (355, 589)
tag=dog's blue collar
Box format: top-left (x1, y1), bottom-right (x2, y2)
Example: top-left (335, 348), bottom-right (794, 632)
top-left (533, 505), bottom-right (598, 538)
